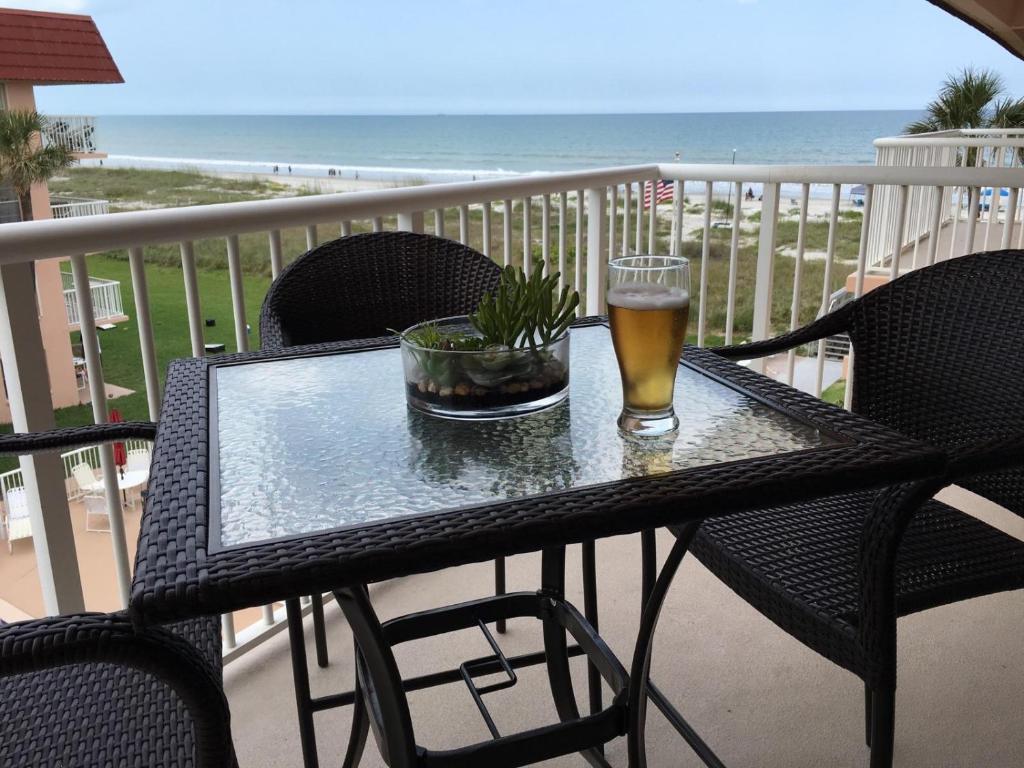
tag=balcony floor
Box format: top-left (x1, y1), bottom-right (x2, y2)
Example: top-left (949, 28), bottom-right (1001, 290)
top-left (225, 487), bottom-right (1024, 767)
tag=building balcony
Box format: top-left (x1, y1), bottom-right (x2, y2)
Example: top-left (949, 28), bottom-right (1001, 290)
top-left (41, 114), bottom-right (105, 158)
top-left (0, 159), bottom-right (1021, 765)
top-left (50, 195), bottom-right (110, 219)
top-left (61, 269), bottom-right (127, 330)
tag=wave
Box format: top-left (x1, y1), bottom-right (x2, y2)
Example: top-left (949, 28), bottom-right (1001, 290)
top-left (101, 154), bottom-right (532, 181)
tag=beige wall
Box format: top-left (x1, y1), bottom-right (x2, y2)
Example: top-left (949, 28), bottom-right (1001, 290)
top-left (0, 81), bottom-right (81, 422)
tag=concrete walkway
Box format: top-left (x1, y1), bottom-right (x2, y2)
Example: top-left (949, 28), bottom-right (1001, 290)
top-left (225, 487), bottom-right (1024, 767)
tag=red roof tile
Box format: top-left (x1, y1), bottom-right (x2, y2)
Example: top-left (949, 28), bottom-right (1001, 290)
top-left (0, 7), bottom-right (122, 85)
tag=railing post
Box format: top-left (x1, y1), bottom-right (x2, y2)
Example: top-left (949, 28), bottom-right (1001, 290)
top-left (749, 182), bottom-right (780, 374)
top-left (585, 187), bottom-right (608, 315)
top-left (0, 262), bottom-right (84, 614)
top-left (128, 247), bottom-right (162, 421)
top-left (71, 254), bottom-right (131, 607)
top-left (396, 211), bottom-right (424, 233)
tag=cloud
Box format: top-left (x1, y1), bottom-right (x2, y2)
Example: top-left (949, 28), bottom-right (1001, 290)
top-left (1, 0), bottom-right (90, 11)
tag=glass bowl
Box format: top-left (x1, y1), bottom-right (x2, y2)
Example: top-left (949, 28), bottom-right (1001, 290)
top-left (399, 316), bottom-right (570, 419)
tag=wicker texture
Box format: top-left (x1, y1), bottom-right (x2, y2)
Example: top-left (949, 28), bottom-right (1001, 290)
top-left (697, 250), bottom-right (1024, 688)
top-left (131, 318), bottom-right (942, 624)
top-left (0, 427), bottom-right (235, 768)
top-left (259, 231), bottom-right (502, 348)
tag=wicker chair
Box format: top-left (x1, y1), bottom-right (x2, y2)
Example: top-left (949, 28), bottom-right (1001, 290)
top-left (688, 250), bottom-right (1024, 767)
top-left (260, 231), bottom-right (507, 765)
top-left (0, 424), bottom-right (236, 768)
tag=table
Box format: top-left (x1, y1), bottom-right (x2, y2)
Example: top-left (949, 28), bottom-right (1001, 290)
top-left (130, 319), bottom-right (942, 766)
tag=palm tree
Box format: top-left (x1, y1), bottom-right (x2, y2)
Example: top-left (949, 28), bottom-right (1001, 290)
top-left (0, 110), bottom-right (74, 222)
top-left (906, 67), bottom-right (1024, 133)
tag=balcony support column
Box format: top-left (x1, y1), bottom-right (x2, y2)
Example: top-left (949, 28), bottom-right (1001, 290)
top-left (749, 182), bottom-right (780, 374)
top-left (585, 187), bottom-right (608, 315)
top-left (0, 262), bottom-right (84, 614)
top-left (396, 211), bottom-right (424, 234)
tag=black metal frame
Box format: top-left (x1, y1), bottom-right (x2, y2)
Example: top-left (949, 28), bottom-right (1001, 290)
top-left (284, 545), bottom-right (628, 768)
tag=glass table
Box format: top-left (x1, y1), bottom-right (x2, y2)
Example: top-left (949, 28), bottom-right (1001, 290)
top-left (130, 320), bottom-right (942, 768)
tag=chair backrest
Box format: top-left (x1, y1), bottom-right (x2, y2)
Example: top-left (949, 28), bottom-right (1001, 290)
top-left (5, 487), bottom-right (28, 518)
top-left (83, 494), bottom-right (108, 515)
top-left (127, 449), bottom-right (151, 473)
top-left (259, 231), bottom-right (503, 348)
top-left (846, 250), bottom-right (1024, 516)
top-left (71, 463), bottom-right (97, 491)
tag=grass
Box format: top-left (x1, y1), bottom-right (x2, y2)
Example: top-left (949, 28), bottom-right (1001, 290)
top-left (821, 379), bottom-right (846, 406)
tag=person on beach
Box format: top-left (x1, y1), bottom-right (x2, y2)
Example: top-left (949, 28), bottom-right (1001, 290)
top-left (288, 165), bottom-right (292, 174)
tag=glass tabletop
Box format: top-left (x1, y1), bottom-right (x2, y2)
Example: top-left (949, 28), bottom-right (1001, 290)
top-left (211, 324), bottom-right (837, 548)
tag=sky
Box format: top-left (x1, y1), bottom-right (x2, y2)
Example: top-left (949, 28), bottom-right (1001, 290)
top-left (14, 0), bottom-right (1024, 115)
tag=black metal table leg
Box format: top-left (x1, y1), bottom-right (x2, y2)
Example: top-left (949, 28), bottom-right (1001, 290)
top-left (341, 650), bottom-right (369, 768)
top-left (582, 539), bottom-right (602, 717)
top-left (627, 522), bottom-right (702, 768)
top-left (287, 598), bottom-right (320, 768)
top-left (495, 557), bottom-right (507, 634)
top-left (541, 547), bottom-right (613, 768)
top-left (640, 529), bottom-right (657, 609)
top-left (311, 593), bottom-right (329, 668)
top-left (333, 586), bottom-right (419, 768)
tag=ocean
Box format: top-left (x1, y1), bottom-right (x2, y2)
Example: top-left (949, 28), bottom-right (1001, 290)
top-left (90, 111), bottom-right (921, 182)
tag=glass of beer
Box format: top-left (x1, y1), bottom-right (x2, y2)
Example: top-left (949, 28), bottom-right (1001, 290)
top-left (607, 255), bottom-right (690, 437)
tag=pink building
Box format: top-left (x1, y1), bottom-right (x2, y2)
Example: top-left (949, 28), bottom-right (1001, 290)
top-left (0, 7), bottom-right (123, 422)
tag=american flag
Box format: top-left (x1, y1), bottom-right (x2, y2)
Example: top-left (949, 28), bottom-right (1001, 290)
top-left (643, 180), bottom-right (674, 208)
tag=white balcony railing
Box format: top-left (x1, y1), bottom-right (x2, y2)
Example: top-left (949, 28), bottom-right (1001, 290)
top-left (42, 115), bottom-right (100, 155)
top-left (50, 196), bottom-right (110, 219)
top-left (870, 129), bottom-right (1024, 268)
top-left (0, 160), bottom-right (1021, 657)
top-left (61, 271), bottom-right (125, 327)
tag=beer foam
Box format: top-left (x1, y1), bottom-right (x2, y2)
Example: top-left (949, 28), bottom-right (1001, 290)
top-left (607, 282), bottom-right (690, 310)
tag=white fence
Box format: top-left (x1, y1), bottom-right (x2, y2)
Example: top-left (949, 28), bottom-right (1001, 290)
top-left (1, 438), bottom-right (151, 508)
top-left (0, 160), bottom-right (1021, 655)
top-left (871, 129), bottom-right (1024, 269)
top-left (42, 115), bottom-right (99, 155)
top-left (50, 196), bottom-right (110, 219)
top-left (62, 271), bottom-right (125, 327)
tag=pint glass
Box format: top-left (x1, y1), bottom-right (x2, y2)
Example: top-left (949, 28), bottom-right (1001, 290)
top-left (607, 256), bottom-right (690, 436)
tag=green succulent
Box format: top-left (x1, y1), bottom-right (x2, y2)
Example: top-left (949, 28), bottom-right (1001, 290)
top-left (470, 261), bottom-right (579, 350)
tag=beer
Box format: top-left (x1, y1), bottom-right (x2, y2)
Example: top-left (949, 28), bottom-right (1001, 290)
top-left (608, 284), bottom-right (690, 411)
top-left (607, 256), bottom-right (690, 437)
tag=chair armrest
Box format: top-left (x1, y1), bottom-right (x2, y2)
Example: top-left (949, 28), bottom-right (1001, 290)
top-left (945, 431), bottom-right (1024, 482)
top-left (0, 612), bottom-right (234, 768)
top-left (0, 422), bottom-right (157, 457)
top-left (712, 303), bottom-right (853, 360)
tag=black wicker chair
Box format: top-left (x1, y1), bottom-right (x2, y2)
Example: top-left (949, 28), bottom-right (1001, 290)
top-left (686, 250), bottom-right (1024, 767)
top-left (260, 231), bottom-right (511, 766)
top-left (0, 424), bottom-right (236, 768)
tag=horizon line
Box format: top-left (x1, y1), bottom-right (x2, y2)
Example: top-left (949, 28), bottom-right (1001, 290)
top-left (86, 108), bottom-right (925, 118)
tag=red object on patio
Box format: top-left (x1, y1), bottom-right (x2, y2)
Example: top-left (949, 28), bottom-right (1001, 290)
top-left (110, 408), bottom-right (127, 469)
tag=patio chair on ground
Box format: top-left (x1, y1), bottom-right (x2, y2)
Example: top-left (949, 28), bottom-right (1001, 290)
top-left (126, 447), bottom-right (151, 473)
top-left (2, 486), bottom-right (31, 554)
top-left (0, 423), bottom-right (236, 768)
top-left (71, 462), bottom-right (102, 496)
top-left (83, 492), bottom-right (109, 533)
top-left (262, 231), bottom-right (610, 767)
top-left (681, 250), bottom-right (1024, 767)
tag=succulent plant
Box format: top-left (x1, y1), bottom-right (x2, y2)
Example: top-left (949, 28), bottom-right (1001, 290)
top-left (469, 261), bottom-right (579, 350)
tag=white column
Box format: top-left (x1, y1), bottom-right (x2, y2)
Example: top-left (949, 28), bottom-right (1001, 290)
top-left (128, 247), bottom-right (161, 421)
top-left (750, 182), bottom-right (780, 374)
top-left (70, 254), bottom-right (131, 607)
top-left (0, 262), bottom-right (84, 614)
top-left (226, 235), bottom-right (248, 352)
top-left (179, 241), bottom-right (205, 357)
top-left (397, 211), bottom-right (424, 233)
top-left (585, 187), bottom-right (608, 315)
